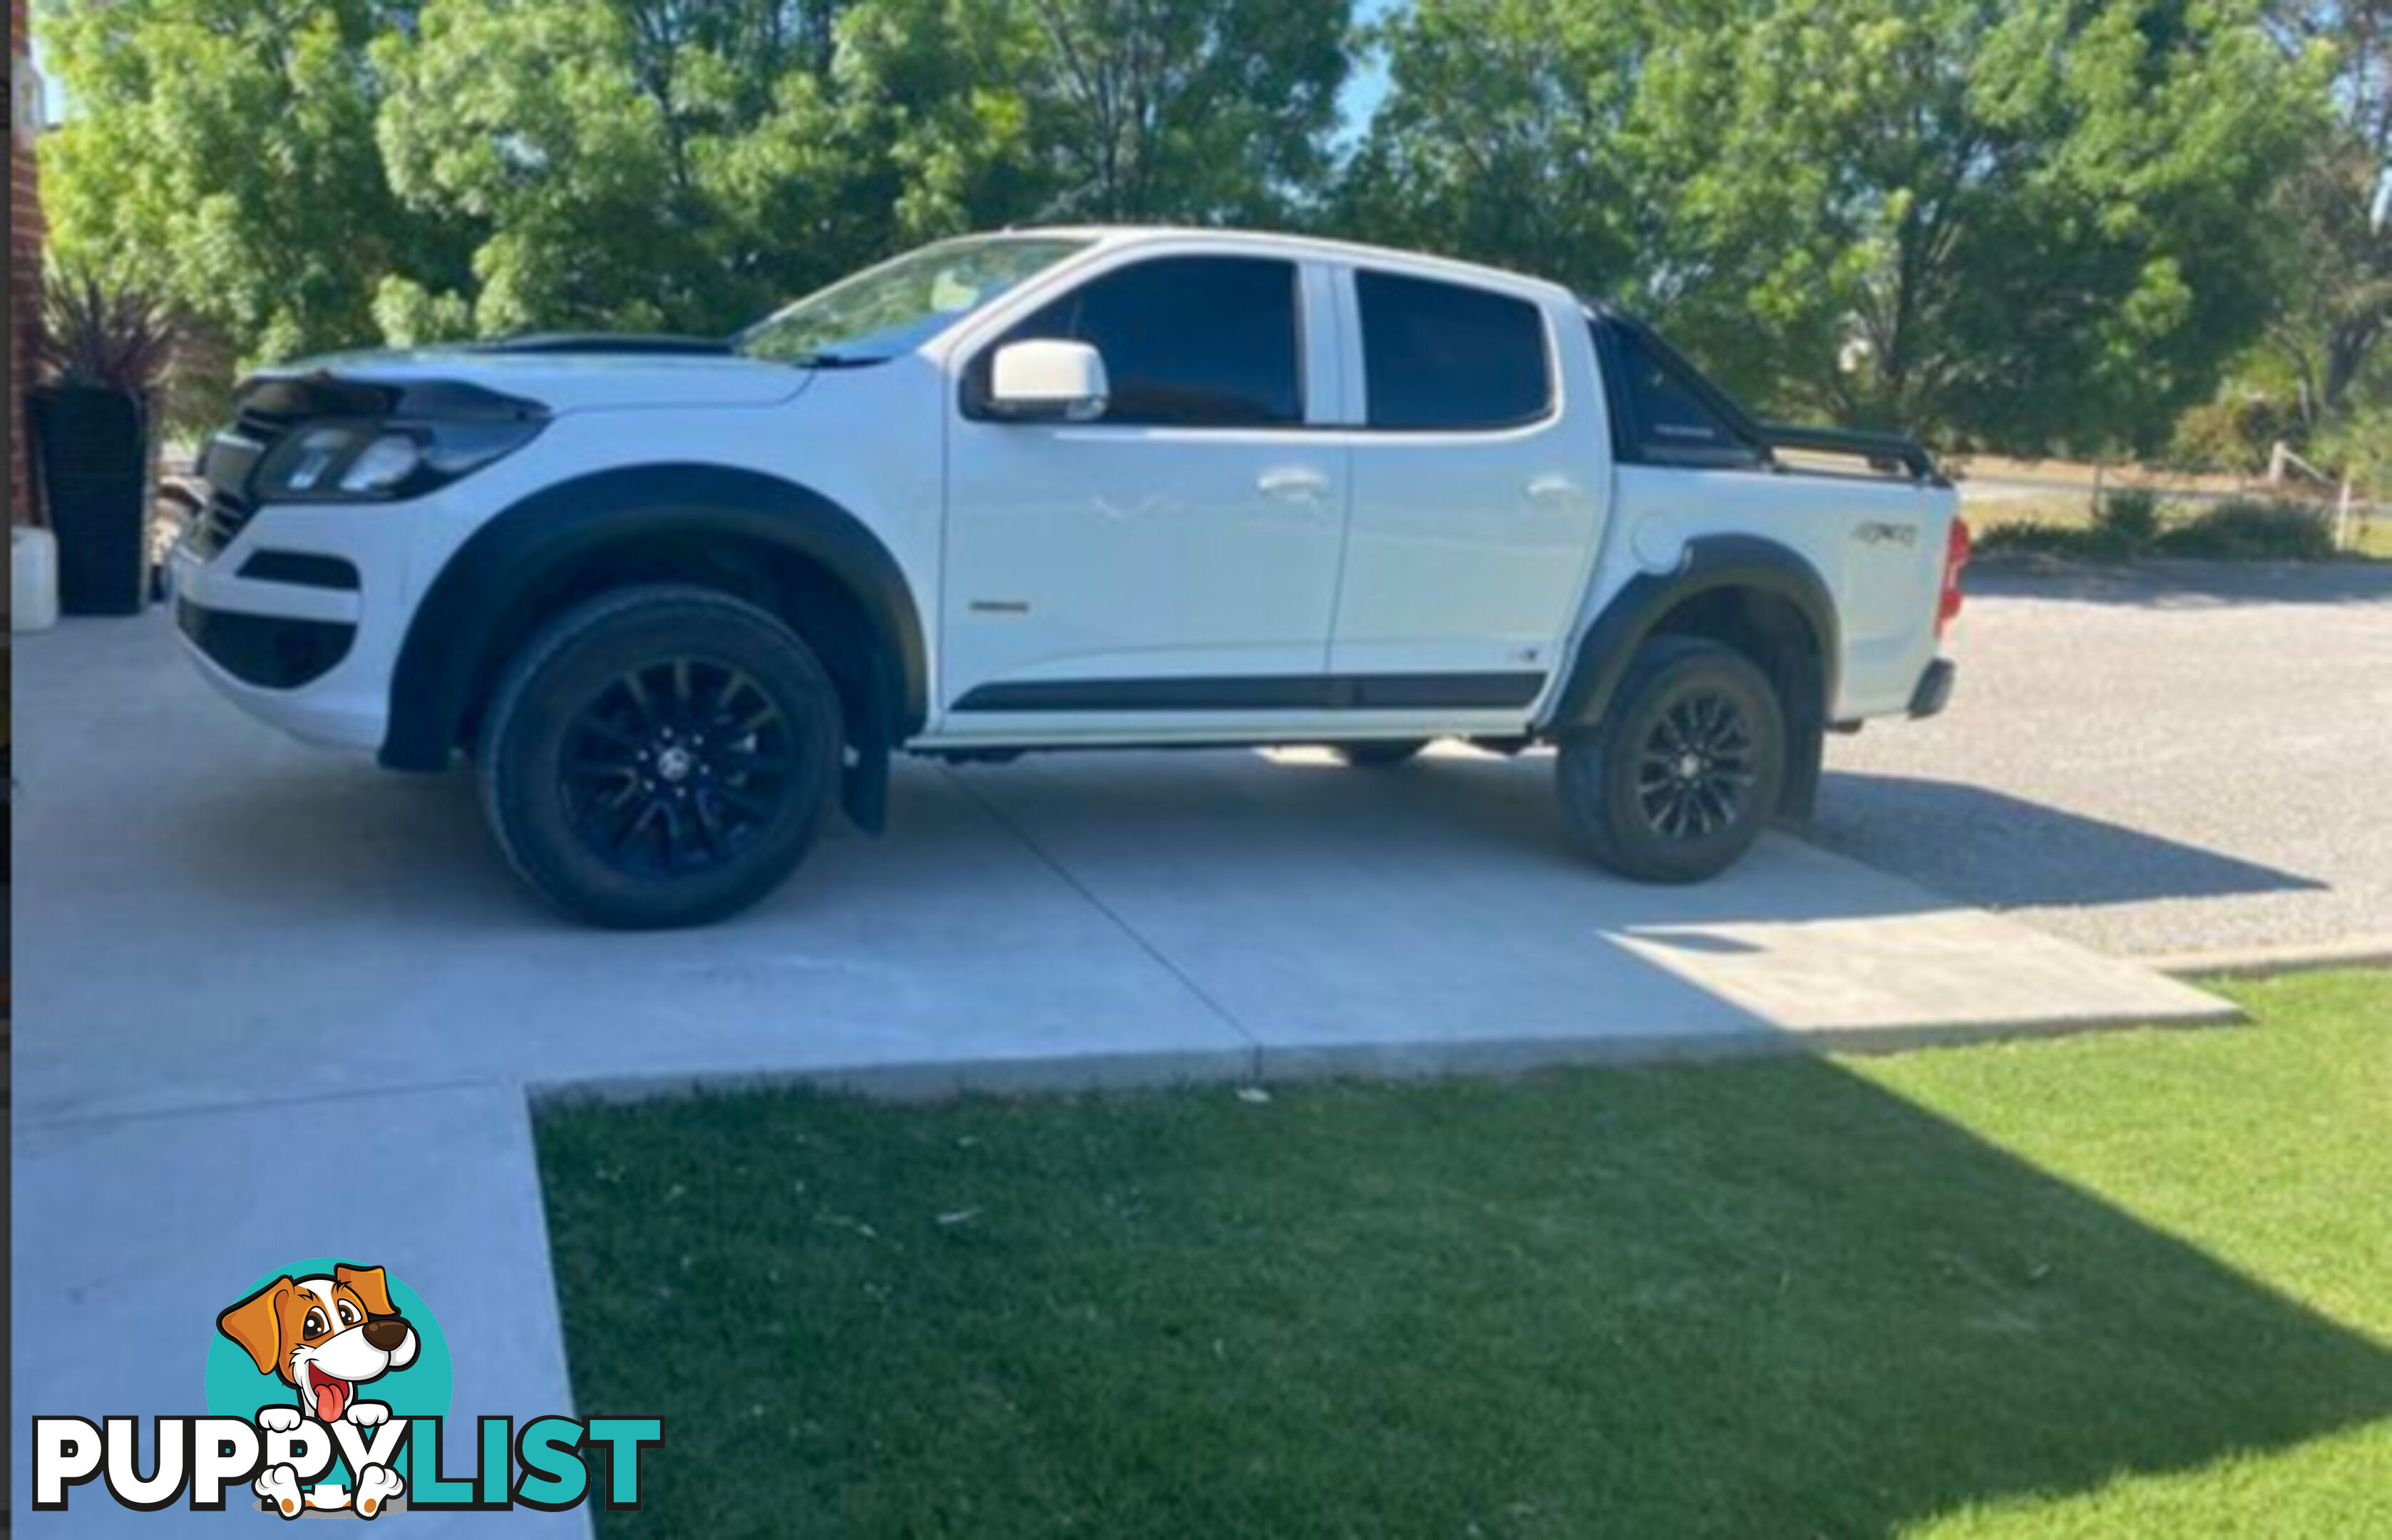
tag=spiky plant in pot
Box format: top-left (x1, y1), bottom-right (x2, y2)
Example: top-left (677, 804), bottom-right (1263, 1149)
top-left (28, 270), bottom-right (203, 615)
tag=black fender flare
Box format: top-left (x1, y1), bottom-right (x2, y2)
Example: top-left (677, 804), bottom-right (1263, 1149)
top-left (1547, 534), bottom-right (1840, 729)
top-left (379, 463), bottom-right (928, 773)
top-left (1545, 534), bottom-right (1839, 817)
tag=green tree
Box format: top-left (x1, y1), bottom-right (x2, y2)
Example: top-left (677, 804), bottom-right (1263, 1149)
top-left (372, 0), bottom-right (1348, 342)
top-left (2259, 1), bottom-right (2389, 431)
top-left (1335, 0), bottom-right (1647, 294)
top-left (1346, 0), bottom-right (2320, 454)
top-left (44, 0), bottom-right (1350, 373)
top-left (39, 0), bottom-right (448, 373)
top-left (837, 0), bottom-right (1349, 232)
top-left (371, 0), bottom-right (876, 341)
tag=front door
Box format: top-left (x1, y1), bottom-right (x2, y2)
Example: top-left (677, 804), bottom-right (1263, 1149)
top-left (938, 253), bottom-right (1345, 727)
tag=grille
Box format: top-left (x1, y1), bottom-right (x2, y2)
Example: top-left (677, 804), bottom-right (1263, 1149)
top-left (187, 408), bottom-right (297, 558)
top-left (189, 487), bottom-right (257, 558)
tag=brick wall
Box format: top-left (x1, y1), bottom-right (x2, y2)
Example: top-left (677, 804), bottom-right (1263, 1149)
top-left (10, 0), bottom-right (44, 526)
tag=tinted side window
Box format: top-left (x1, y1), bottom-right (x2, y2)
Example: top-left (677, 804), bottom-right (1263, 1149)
top-left (982, 256), bottom-right (1302, 427)
top-left (1356, 271), bottom-right (1551, 431)
top-left (1608, 325), bottom-right (1763, 467)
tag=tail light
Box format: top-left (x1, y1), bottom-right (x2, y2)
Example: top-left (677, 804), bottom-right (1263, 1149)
top-left (1936, 517), bottom-right (1971, 637)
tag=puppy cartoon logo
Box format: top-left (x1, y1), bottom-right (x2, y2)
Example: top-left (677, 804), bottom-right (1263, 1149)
top-left (29, 1256), bottom-right (659, 1517)
top-left (217, 1265), bottom-right (420, 1517)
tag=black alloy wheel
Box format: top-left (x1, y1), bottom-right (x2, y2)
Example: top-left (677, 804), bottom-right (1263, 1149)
top-left (1556, 636), bottom-right (1787, 883)
top-left (1631, 688), bottom-right (1757, 842)
top-left (478, 585), bottom-right (843, 928)
top-left (560, 657), bottom-right (799, 879)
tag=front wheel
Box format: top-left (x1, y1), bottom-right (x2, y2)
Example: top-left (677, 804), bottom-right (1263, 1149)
top-left (476, 585), bottom-right (843, 928)
top-left (1556, 637), bottom-right (1785, 883)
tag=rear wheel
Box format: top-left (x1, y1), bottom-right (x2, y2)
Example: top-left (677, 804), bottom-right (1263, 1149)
top-left (1556, 637), bottom-right (1785, 883)
top-left (1325, 739), bottom-right (1432, 767)
top-left (476, 585), bottom-right (843, 928)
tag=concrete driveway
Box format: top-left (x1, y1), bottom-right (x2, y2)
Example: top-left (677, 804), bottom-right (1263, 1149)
top-left (11, 610), bottom-right (2225, 1534)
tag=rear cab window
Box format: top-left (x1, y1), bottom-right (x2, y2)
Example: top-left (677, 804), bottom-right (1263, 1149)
top-left (1354, 270), bottom-right (1554, 431)
top-left (1598, 320), bottom-right (1769, 470)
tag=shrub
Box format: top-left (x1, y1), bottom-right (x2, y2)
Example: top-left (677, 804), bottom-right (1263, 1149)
top-left (1977, 489), bottom-right (2161, 563)
top-left (1974, 520), bottom-right (2138, 563)
top-left (2314, 405), bottom-right (2391, 497)
top-left (1972, 520), bottom-right (2059, 555)
top-left (2093, 488), bottom-right (2162, 545)
top-left (1977, 492), bottom-right (2340, 563)
top-left (2152, 498), bottom-right (2336, 561)
top-left (2166, 394), bottom-right (2293, 476)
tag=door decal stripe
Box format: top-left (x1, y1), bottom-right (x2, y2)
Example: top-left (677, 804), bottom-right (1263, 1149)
top-left (952, 672), bottom-right (1545, 713)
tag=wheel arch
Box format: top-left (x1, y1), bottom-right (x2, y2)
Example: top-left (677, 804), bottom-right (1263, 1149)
top-left (382, 464), bottom-right (928, 825)
top-left (1546, 534), bottom-right (1839, 818)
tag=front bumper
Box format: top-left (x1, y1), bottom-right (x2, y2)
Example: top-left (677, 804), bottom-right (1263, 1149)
top-left (168, 500), bottom-right (411, 755)
top-left (1908, 657), bottom-right (1957, 719)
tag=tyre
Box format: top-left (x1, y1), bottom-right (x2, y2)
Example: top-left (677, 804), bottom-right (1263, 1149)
top-left (1555, 636), bottom-right (1785, 883)
top-left (476, 585), bottom-right (844, 928)
top-left (1325, 739), bottom-right (1432, 767)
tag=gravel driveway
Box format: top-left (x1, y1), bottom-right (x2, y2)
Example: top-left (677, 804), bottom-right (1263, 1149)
top-left (1817, 560), bottom-right (2392, 958)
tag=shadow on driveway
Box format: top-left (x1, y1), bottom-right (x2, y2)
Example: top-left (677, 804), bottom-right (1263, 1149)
top-left (1812, 771), bottom-right (2326, 911)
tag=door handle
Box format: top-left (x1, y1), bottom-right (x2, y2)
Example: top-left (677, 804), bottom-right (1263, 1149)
top-left (1258, 466), bottom-right (1333, 502)
top-left (1526, 474), bottom-right (1583, 505)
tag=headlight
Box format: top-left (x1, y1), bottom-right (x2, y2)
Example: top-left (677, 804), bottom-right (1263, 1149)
top-left (252, 418), bottom-right (543, 503)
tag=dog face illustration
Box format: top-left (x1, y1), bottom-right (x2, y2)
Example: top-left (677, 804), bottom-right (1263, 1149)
top-left (217, 1265), bottom-right (419, 1422)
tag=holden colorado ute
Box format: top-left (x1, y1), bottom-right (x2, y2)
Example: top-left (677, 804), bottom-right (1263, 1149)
top-left (170, 227), bottom-right (1966, 928)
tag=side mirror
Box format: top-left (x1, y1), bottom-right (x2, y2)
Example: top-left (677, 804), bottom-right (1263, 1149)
top-left (987, 339), bottom-right (1109, 422)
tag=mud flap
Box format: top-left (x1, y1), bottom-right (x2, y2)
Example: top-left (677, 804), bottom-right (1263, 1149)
top-left (841, 734), bottom-right (890, 833)
top-left (838, 670), bottom-right (895, 834)
top-left (1777, 711), bottom-right (1824, 828)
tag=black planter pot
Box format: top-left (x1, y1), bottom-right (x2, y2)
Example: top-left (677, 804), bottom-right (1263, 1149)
top-left (31, 384), bottom-right (151, 616)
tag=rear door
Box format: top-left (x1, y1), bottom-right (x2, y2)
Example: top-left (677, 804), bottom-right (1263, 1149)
top-left (1328, 268), bottom-right (1606, 710)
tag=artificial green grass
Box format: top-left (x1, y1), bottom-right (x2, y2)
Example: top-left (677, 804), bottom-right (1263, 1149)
top-left (538, 971), bottom-right (2392, 1537)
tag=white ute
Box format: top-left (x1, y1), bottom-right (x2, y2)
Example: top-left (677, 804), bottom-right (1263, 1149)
top-left (171, 227), bottom-right (1968, 928)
